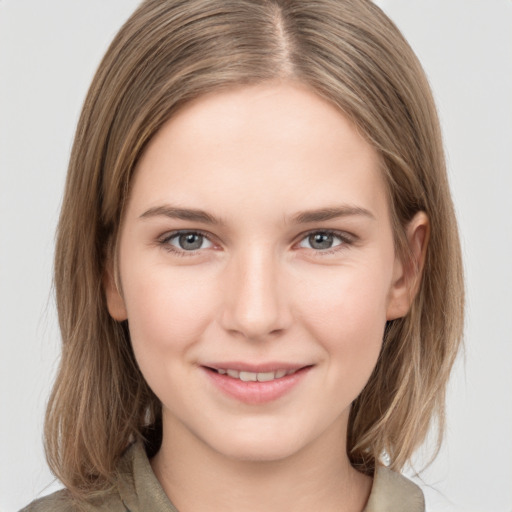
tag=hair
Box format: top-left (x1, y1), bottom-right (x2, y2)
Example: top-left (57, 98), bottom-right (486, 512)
top-left (46, 0), bottom-right (464, 499)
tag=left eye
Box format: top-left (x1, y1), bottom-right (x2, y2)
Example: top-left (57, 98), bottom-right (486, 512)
top-left (166, 232), bottom-right (214, 251)
top-left (298, 232), bottom-right (344, 250)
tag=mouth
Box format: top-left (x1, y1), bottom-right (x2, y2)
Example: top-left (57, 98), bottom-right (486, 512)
top-left (205, 367), bottom-right (301, 382)
top-left (202, 363), bottom-right (313, 404)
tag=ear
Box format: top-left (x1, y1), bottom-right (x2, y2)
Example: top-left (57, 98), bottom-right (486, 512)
top-left (386, 211), bottom-right (430, 320)
top-left (103, 260), bottom-right (128, 322)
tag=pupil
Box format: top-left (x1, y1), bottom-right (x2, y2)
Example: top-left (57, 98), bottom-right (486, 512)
top-left (310, 233), bottom-right (333, 250)
top-left (179, 233), bottom-right (203, 250)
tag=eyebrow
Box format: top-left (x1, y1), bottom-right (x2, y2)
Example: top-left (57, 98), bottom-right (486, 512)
top-left (289, 206), bottom-right (375, 224)
top-left (140, 204), bottom-right (375, 225)
top-left (139, 205), bottom-right (223, 225)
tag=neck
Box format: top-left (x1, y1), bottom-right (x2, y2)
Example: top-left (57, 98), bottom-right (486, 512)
top-left (151, 412), bottom-right (372, 512)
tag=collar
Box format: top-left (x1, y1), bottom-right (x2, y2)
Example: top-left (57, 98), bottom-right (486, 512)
top-left (116, 442), bottom-right (424, 512)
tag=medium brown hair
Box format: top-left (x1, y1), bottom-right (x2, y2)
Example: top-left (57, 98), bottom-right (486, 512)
top-left (47, 0), bottom-right (464, 497)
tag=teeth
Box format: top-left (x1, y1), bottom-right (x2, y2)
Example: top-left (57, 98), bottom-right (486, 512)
top-left (257, 372), bottom-right (275, 382)
top-left (216, 368), bottom-right (298, 381)
top-left (239, 371), bottom-right (257, 382)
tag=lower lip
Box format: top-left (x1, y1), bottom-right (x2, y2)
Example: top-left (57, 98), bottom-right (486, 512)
top-left (203, 367), bottom-right (311, 405)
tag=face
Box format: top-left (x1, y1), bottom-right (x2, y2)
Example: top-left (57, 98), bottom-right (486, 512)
top-left (106, 82), bottom-right (417, 462)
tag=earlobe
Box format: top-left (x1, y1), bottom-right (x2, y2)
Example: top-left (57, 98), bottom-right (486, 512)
top-left (104, 263), bottom-right (128, 322)
top-left (386, 211), bottom-right (430, 320)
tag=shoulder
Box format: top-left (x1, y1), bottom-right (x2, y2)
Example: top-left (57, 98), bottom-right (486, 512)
top-left (364, 466), bottom-right (425, 512)
top-left (20, 443), bottom-right (146, 512)
top-left (20, 489), bottom-right (76, 512)
top-left (19, 487), bottom-right (127, 512)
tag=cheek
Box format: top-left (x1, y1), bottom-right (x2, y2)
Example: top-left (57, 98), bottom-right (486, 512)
top-left (121, 263), bottom-right (218, 361)
top-left (296, 263), bottom-right (390, 386)
top-left (121, 264), bottom-right (222, 409)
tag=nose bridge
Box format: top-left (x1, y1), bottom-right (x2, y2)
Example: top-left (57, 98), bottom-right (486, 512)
top-left (222, 243), bottom-right (289, 339)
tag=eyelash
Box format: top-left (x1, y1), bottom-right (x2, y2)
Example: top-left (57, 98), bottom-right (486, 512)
top-left (157, 229), bottom-right (355, 257)
top-left (299, 230), bottom-right (355, 256)
top-left (158, 230), bottom-right (215, 257)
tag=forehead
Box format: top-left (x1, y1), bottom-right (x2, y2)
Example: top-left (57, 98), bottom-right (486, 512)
top-left (128, 82), bottom-right (388, 223)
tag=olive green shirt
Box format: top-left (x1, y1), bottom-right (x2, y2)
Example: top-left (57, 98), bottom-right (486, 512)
top-left (21, 443), bottom-right (425, 511)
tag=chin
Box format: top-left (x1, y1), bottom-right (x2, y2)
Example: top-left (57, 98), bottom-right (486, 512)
top-left (217, 438), bottom-right (304, 463)
top-left (203, 420), bottom-right (321, 464)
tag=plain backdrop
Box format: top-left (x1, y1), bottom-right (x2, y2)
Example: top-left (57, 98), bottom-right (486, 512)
top-left (1, 1), bottom-right (511, 511)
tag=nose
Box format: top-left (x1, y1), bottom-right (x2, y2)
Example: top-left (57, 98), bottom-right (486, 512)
top-left (220, 246), bottom-right (292, 341)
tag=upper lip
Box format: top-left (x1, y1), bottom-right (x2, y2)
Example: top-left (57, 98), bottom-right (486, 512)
top-left (202, 362), bottom-right (311, 373)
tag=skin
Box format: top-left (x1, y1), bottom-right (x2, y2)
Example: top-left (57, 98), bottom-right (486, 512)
top-left (106, 82), bottom-right (428, 512)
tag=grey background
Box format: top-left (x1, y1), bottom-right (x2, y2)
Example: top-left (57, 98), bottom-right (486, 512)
top-left (1, 1), bottom-right (511, 510)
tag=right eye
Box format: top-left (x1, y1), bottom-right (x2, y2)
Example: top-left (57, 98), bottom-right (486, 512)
top-left (299, 232), bottom-right (343, 250)
top-left (161, 231), bottom-right (214, 253)
top-left (297, 230), bottom-right (351, 253)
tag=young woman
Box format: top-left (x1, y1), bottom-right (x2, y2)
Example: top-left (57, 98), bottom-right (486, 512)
top-left (22, 0), bottom-right (464, 510)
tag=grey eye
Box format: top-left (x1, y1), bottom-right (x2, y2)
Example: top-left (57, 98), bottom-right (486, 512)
top-left (169, 232), bottom-right (213, 251)
top-left (309, 233), bottom-right (333, 249)
top-left (180, 233), bottom-right (203, 250)
top-left (299, 232), bottom-right (343, 250)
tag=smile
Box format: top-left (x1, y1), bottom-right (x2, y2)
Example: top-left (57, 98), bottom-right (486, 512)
top-left (212, 368), bottom-right (298, 382)
top-left (203, 364), bottom-right (312, 404)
